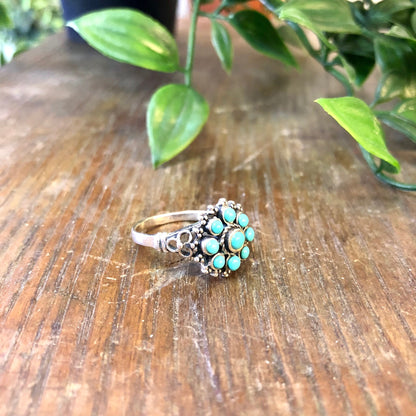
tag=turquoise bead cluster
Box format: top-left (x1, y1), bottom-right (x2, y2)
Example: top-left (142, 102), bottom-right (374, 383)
top-left (196, 199), bottom-right (255, 277)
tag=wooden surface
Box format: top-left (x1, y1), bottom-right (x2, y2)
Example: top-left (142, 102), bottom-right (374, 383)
top-left (1, 21), bottom-right (416, 416)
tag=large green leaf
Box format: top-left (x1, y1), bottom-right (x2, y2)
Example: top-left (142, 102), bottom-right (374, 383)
top-left (147, 84), bottom-right (209, 167)
top-left (315, 97), bottom-right (400, 172)
top-left (68, 9), bottom-right (179, 72)
top-left (279, 0), bottom-right (361, 43)
top-left (228, 10), bottom-right (297, 67)
top-left (0, 2), bottom-right (12, 28)
top-left (374, 36), bottom-right (416, 103)
top-left (211, 20), bottom-right (233, 73)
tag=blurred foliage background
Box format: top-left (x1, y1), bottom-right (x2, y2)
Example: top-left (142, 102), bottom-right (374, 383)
top-left (0, 0), bottom-right (63, 65)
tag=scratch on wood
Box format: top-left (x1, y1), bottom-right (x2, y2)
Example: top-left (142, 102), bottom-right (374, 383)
top-left (141, 267), bottom-right (187, 299)
top-left (87, 254), bottom-right (130, 269)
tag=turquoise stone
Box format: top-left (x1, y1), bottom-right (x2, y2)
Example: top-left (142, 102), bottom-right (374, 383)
top-left (213, 254), bottom-right (225, 269)
top-left (241, 246), bottom-right (250, 259)
top-left (210, 219), bottom-right (224, 235)
top-left (223, 207), bottom-right (236, 223)
top-left (230, 231), bottom-right (245, 251)
top-left (238, 213), bottom-right (249, 228)
top-left (205, 238), bottom-right (219, 255)
top-left (227, 255), bottom-right (241, 271)
top-left (245, 227), bottom-right (255, 242)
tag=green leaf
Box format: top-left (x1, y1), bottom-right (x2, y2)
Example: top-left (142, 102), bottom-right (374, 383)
top-left (147, 84), bottom-right (209, 167)
top-left (211, 20), bottom-right (233, 73)
top-left (333, 34), bottom-right (375, 85)
top-left (388, 25), bottom-right (415, 40)
top-left (315, 97), bottom-right (400, 172)
top-left (68, 9), bottom-right (179, 72)
top-left (278, 0), bottom-right (361, 44)
top-left (369, 0), bottom-right (414, 25)
top-left (341, 54), bottom-right (375, 86)
top-left (395, 98), bottom-right (416, 122)
top-left (228, 10), bottom-right (297, 67)
top-left (374, 36), bottom-right (416, 103)
top-left (277, 25), bottom-right (304, 50)
top-left (412, 11), bottom-right (416, 33)
top-left (0, 2), bottom-right (12, 28)
top-left (376, 111), bottom-right (416, 143)
top-left (331, 54), bottom-right (357, 87)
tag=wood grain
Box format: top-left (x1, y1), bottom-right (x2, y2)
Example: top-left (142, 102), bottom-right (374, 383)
top-left (0, 21), bottom-right (415, 416)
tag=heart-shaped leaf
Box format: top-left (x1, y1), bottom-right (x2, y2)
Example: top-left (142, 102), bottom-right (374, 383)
top-left (228, 10), bottom-right (297, 67)
top-left (211, 20), bottom-right (233, 73)
top-left (279, 0), bottom-right (361, 44)
top-left (316, 97), bottom-right (400, 172)
top-left (374, 36), bottom-right (416, 103)
top-left (147, 84), bottom-right (209, 167)
top-left (68, 8), bottom-right (179, 72)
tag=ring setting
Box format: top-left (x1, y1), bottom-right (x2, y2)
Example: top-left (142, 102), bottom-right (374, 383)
top-left (131, 198), bottom-right (255, 277)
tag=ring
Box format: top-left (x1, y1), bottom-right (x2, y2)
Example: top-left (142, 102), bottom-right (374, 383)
top-left (131, 198), bottom-right (255, 277)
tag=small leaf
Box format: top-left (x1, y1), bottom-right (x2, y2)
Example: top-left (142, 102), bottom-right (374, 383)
top-left (379, 160), bottom-right (400, 174)
top-left (374, 36), bottom-right (416, 103)
top-left (369, 0), bottom-right (414, 25)
top-left (332, 34), bottom-right (375, 85)
top-left (0, 3), bottom-right (12, 28)
top-left (315, 97), bottom-right (400, 172)
top-left (342, 54), bottom-right (375, 86)
top-left (147, 84), bottom-right (209, 167)
top-left (395, 98), bottom-right (416, 122)
top-left (375, 98), bottom-right (416, 144)
top-left (228, 10), bottom-right (297, 67)
top-left (375, 111), bottom-right (416, 143)
top-left (68, 9), bottom-right (179, 72)
top-left (388, 25), bottom-right (415, 40)
top-left (211, 20), bottom-right (233, 73)
top-left (277, 25), bottom-right (304, 50)
top-left (278, 0), bottom-right (361, 43)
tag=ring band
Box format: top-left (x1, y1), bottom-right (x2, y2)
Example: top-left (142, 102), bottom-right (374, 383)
top-left (131, 198), bottom-right (255, 277)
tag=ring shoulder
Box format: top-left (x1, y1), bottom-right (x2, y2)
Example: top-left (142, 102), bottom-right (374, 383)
top-left (162, 223), bottom-right (200, 258)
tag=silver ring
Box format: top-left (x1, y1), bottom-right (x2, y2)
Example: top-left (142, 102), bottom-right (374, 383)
top-left (131, 198), bottom-right (255, 277)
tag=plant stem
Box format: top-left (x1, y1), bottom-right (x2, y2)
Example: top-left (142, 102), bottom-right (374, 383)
top-left (326, 67), bottom-right (354, 96)
top-left (360, 147), bottom-right (416, 191)
top-left (287, 22), bottom-right (319, 59)
top-left (185, 0), bottom-right (201, 87)
top-left (198, 11), bottom-right (228, 21)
